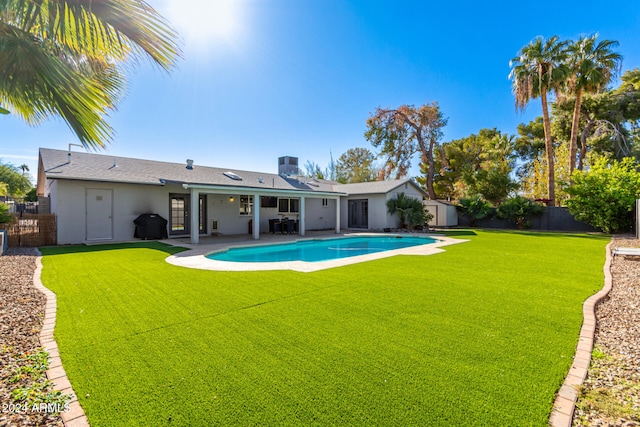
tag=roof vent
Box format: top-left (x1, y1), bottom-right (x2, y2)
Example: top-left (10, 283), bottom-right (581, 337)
top-left (223, 171), bottom-right (242, 181)
top-left (186, 159), bottom-right (194, 170)
top-left (258, 177), bottom-right (264, 184)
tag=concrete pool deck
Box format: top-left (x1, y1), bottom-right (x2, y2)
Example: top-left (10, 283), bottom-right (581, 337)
top-left (163, 231), bottom-right (467, 272)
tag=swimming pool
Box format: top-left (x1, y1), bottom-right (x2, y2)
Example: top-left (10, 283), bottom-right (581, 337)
top-left (207, 235), bottom-right (438, 263)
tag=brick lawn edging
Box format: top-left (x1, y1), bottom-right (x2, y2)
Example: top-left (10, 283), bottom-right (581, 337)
top-left (548, 240), bottom-right (614, 426)
top-left (33, 249), bottom-right (90, 427)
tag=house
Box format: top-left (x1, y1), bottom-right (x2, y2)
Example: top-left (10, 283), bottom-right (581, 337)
top-left (37, 148), bottom-right (427, 245)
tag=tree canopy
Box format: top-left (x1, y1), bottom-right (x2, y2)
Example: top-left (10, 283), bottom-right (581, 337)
top-left (428, 128), bottom-right (518, 204)
top-left (364, 102), bottom-right (447, 199)
top-left (0, 160), bottom-right (32, 197)
top-left (335, 147), bottom-right (379, 184)
top-left (0, 0), bottom-right (181, 149)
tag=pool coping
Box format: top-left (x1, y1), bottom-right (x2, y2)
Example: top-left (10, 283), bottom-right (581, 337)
top-left (165, 232), bottom-right (468, 272)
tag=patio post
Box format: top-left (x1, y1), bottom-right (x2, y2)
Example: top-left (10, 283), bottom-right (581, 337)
top-left (253, 193), bottom-right (260, 240)
top-left (299, 196), bottom-right (306, 236)
top-left (335, 197), bottom-right (340, 233)
top-left (190, 188), bottom-right (200, 244)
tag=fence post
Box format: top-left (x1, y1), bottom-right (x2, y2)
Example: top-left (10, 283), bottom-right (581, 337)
top-left (636, 199), bottom-right (639, 239)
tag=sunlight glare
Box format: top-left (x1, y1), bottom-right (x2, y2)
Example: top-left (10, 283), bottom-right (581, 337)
top-left (158, 0), bottom-right (247, 53)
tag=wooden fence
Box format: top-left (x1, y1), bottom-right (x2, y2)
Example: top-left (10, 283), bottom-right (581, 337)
top-left (2, 213), bottom-right (56, 247)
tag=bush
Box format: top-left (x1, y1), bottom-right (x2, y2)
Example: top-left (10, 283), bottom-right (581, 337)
top-left (566, 158), bottom-right (640, 233)
top-left (457, 196), bottom-right (493, 227)
top-left (386, 193), bottom-right (432, 229)
top-left (497, 196), bottom-right (545, 229)
top-left (0, 203), bottom-right (13, 224)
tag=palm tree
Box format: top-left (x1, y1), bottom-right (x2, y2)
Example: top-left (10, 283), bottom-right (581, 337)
top-left (566, 35), bottom-right (622, 174)
top-left (0, 0), bottom-right (181, 149)
top-left (509, 36), bottom-right (570, 206)
top-left (18, 163), bottom-right (28, 175)
top-left (386, 192), bottom-right (426, 229)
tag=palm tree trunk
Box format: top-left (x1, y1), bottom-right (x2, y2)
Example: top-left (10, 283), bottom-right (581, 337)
top-left (569, 88), bottom-right (583, 176)
top-left (578, 119), bottom-right (594, 170)
top-left (540, 92), bottom-right (555, 205)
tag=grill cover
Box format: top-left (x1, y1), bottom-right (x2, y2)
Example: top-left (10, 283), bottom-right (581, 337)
top-left (134, 214), bottom-right (168, 239)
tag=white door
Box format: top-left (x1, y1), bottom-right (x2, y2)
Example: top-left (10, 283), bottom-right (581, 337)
top-left (86, 189), bottom-right (113, 241)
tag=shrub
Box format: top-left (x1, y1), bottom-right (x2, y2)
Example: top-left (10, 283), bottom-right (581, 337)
top-left (457, 196), bottom-right (493, 227)
top-left (0, 203), bottom-right (13, 224)
top-left (497, 196), bottom-right (545, 229)
top-left (565, 157), bottom-right (640, 233)
top-left (386, 193), bottom-right (432, 229)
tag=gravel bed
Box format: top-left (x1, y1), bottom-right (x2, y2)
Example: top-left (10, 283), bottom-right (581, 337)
top-left (0, 248), bottom-right (63, 427)
top-left (573, 236), bottom-right (640, 426)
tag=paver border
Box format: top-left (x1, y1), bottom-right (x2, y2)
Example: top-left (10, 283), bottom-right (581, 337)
top-left (32, 248), bottom-right (90, 427)
top-left (548, 240), bottom-right (614, 426)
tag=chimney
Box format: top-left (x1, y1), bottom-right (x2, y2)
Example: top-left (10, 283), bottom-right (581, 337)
top-left (278, 156), bottom-right (298, 176)
top-left (186, 159), bottom-right (194, 170)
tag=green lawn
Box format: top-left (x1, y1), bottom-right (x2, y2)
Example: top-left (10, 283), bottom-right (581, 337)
top-left (40, 230), bottom-right (608, 426)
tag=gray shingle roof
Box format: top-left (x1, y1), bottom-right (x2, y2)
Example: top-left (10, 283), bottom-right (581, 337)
top-left (39, 148), bottom-right (341, 194)
top-left (333, 179), bottom-right (427, 196)
top-left (39, 148), bottom-right (425, 197)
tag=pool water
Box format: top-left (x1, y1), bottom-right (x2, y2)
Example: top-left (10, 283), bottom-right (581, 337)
top-left (207, 235), bottom-right (438, 263)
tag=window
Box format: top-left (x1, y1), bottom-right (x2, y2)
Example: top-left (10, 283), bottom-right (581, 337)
top-left (239, 195), bottom-right (253, 215)
top-left (261, 196), bottom-right (278, 208)
top-left (278, 198), bottom-right (300, 213)
top-left (322, 198), bottom-right (329, 207)
top-left (170, 196), bottom-right (186, 232)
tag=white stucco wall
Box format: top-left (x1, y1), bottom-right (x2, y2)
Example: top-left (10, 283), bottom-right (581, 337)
top-left (305, 198), bottom-right (336, 230)
top-left (339, 183), bottom-right (425, 231)
top-left (47, 179), bottom-right (340, 244)
top-left (50, 179), bottom-right (172, 244)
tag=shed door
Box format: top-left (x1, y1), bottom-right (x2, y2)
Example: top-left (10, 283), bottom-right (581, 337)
top-left (86, 188), bottom-right (113, 241)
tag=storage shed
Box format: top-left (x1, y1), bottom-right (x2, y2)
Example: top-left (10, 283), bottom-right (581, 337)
top-left (424, 200), bottom-right (458, 227)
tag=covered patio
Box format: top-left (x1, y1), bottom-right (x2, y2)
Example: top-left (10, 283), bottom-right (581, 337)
top-left (183, 184), bottom-right (344, 244)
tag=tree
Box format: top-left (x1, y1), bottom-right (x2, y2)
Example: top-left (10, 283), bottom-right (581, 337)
top-left (386, 192), bottom-right (430, 229)
top-left (25, 187), bottom-right (37, 202)
top-left (552, 68), bottom-right (640, 168)
top-left (456, 196), bottom-right (493, 227)
top-left (496, 196), bottom-right (545, 229)
top-left (0, 202), bottom-right (12, 224)
top-left (364, 102), bottom-right (447, 199)
top-left (510, 36), bottom-right (570, 205)
top-left (430, 128), bottom-right (518, 204)
top-left (0, 161), bottom-right (31, 197)
top-left (565, 157), bottom-right (640, 233)
top-left (566, 35), bottom-right (622, 175)
top-left (18, 163), bottom-right (28, 175)
top-left (0, 0), bottom-right (181, 149)
top-left (335, 147), bottom-right (379, 184)
top-left (303, 160), bottom-right (325, 179)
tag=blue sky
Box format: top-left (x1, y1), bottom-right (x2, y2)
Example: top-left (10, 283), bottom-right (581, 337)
top-left (3, 0), bottom-right (640, 183)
